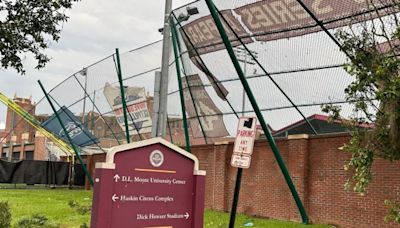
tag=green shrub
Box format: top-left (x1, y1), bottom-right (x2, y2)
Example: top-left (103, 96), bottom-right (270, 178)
top-left (16, 214), bottom-right (59, 228)
top-left (385, 200), bottom-right (400, 223)
top-left (68, 200), bottom-right (91, 215)
top-left (0, 201), bottom-right (11, 228)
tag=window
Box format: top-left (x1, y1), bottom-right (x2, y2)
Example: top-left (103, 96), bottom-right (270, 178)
top-left (25, 151), bottom-right (34, 160)
top-left (2, 147), bottom-right (9, 160)
top-left (12, 152), bottom-right (20, 161)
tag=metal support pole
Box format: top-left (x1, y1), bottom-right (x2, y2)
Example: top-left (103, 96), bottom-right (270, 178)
top-left (91, 91), bottom-right (96, 129)
top-left (166, 118), bottom-right (174, 144)
top-left (172, 12), bottom-right (239, 119)
top-left (9, 110), bottom-right (15, 161)
top-left (242, 53), bottom-right (247, 117)
top-left (115, 48), bottom-right (131, 143)
top-left (171, 18), bottom-right (208, 145)
top-left (38, 80), bottom-right (94, 187)
top-left (215, 7), bottom-right (317, 135)
top-left (73, 75), bottom-right (122, 145)
top-left (294, 0), bottom-right (354, 61)
top-left (158, 0), bottom-right (173, 137)
top-left (170, 17), bottom-right (191, 152)
top-left (81, 68), bottom-right (88, 126)
top-left (68, 158), bottom-right (74, 189)
top-left (151, 71), bottom-right (161, 138)
top-left (205, 0), bottom-right (309, 224)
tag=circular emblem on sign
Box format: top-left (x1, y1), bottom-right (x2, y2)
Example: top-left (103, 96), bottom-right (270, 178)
top-left (150, 150), bottom-right (164, 167)
top-left (59, 122), bottom-right (83, 139)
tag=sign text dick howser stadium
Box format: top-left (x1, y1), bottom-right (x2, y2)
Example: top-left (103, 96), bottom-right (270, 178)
top-left (90, 138), bottom-right (206, 228)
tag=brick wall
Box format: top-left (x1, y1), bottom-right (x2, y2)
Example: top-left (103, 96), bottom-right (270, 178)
top-left (5, 97), bottom-right (35, 143)
top-left (190, 133), bottom-right (400, 227)
top-left (307, 134), bottom-right (400, 227)
top-left (88, 133), bottom-right (400, 227)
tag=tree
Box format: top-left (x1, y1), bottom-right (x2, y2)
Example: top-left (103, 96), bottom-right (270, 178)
top-left (0, 0), bottom-right (79, 74)
top-left (322, 0), bottom-right (400, 223)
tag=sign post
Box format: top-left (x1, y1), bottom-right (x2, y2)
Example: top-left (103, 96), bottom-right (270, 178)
top-left (229, 117), bottom-right (257, 228)
top-left (91, 138), bottom-right (206, 228)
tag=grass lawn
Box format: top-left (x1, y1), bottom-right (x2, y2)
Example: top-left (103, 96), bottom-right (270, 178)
top-left (204, 210), bottom-right (329, 228)
top-left (0, 188), bottom-right (92, 227)
top-left (0, 188), bottom-right (330, 228)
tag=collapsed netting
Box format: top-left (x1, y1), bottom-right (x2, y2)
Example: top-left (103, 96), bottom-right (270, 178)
top-left (34, 40), bottom-right (165, 147)
top-left (3, 0), bottom-right (399, 152)
top-left (167, 0), bottom-right (399, 141)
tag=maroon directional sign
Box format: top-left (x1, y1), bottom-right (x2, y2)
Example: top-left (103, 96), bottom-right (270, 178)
top-left (90, 138), bottom-right (206, 228)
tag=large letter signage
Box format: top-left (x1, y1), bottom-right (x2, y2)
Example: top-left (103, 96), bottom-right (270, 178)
top-left (181, 0), bottom-right (398, 55)
top-left (90, 138), bottom-right (206, 228)
top-left (182, 74), bottom-right (229, 138)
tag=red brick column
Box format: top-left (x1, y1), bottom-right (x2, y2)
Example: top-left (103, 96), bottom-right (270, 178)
top-left (212, 141), bottom-right (230, 211)
top-left (20, 143), bottom-right (25, 160)
top-left (85, 155), bottom-right (95, 190)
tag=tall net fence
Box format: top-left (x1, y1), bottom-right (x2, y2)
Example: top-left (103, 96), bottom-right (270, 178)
top-left (168, 0), bottom-right (399, 142)
top-left (2, 0), bottom-right (399, 156)
top-left (33, 40), bottom-right (165, 152)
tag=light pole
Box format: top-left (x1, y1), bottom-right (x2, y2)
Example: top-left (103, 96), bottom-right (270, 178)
top-left (157, 0), bottom-right (173, 138)
top-left (80, 68), bottom-right (88, 126)
top-left (234, 47), bottom-right (258, 116)
top-left (153, 4), bottom-right (199, 138)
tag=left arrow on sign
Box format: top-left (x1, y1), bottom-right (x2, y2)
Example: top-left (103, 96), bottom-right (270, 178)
top-left (112, 194), bottom-right (119, 202)
top-left (113, 174), bottom-right (121, 182)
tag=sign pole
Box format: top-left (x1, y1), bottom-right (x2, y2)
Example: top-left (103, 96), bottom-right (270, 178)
top-left (229, 168), bottom-right (243, 228)
top-left (229, 116), bottom-right (257, 227)
top-left (205, 0), bottom-right (309, 224)
top-left (38, 80), bottom-right (94, 187)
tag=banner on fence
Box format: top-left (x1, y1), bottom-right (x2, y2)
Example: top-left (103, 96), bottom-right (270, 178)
top-left (103, 83), bottom-right (152, 135)
top-left (190, 56), bottom-right (229, 100)
top-left (42, 106), bottom-right (98, 147)
top-left (180, 0), bottom-right (398, 55)
top-left (182, 74), bottom-right (229, 138)
top-left (181, 10), bottom-right (253, 56)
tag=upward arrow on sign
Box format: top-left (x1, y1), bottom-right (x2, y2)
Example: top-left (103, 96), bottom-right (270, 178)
top-left (113, 174), bottom-right (121, 182)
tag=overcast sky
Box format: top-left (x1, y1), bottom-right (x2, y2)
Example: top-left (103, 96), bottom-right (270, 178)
top-left (0, 0), bottom-right (192, 127)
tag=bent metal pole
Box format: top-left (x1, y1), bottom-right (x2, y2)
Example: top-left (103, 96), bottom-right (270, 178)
top-left (170, 16), bottom-right (191, 153)
top-left (38, 80), bottom-right (94, 187)
top-left (204, 0), bottom-right (309, 224)
top-left (115, 48), bottom-right (131, 143)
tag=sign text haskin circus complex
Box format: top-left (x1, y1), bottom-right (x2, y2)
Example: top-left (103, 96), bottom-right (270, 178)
top-left (90, 138), bottom-right (206, 228)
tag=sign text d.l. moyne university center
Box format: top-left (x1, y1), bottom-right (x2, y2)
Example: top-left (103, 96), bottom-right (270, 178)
top-left (90, 138), bottom-right (206, 228)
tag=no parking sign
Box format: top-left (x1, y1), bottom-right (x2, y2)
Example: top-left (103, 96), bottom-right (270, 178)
top-left (231, 117), bottom-right (257, 169)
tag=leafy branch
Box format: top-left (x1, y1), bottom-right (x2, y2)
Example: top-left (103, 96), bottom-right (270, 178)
top-left (0, 0), bottom-right (79, 74)
top-left (322, 0), bottom-right (400, 223)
